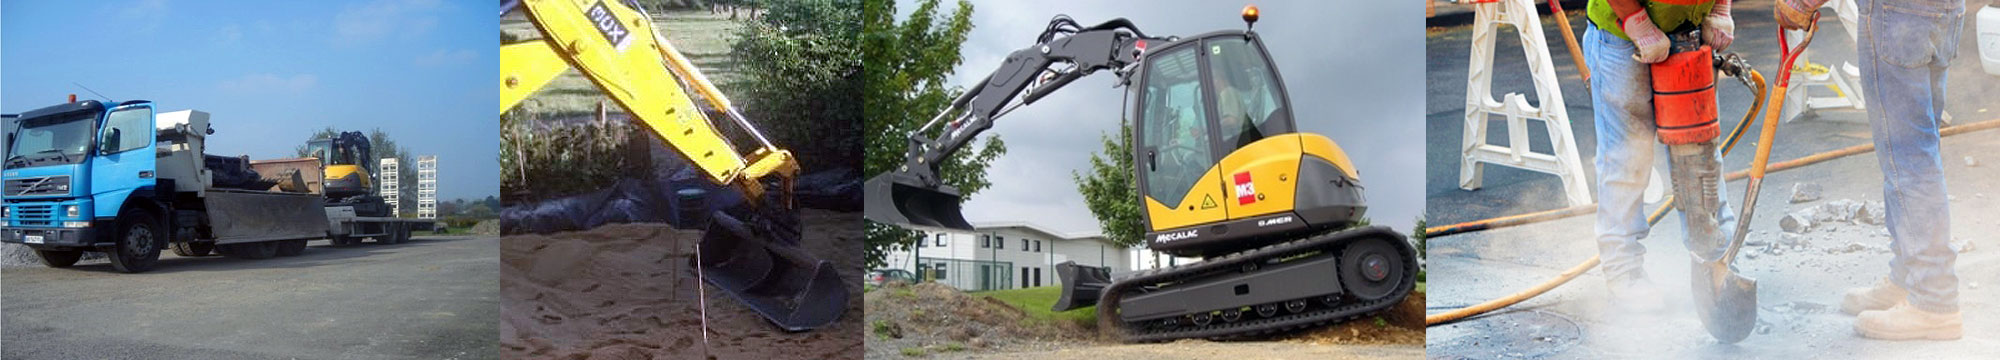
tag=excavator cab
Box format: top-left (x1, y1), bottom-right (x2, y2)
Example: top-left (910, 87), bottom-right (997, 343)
top-left (306, 131), bottom-right (375, 200)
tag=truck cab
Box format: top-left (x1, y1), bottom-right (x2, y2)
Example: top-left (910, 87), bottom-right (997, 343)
top-left (3, 100), bottom-right (164, 268)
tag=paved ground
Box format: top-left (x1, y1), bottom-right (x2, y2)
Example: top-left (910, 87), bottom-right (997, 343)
top-left (1426, 4), bottom-right (2000, 358)
top-left (933, 341), bottom-right (1423, 360)
top-left (1, 236), bottom-right (499, 359)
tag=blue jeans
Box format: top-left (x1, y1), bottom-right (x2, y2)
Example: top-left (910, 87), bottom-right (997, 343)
top-left (1858, 0), bottom-right (1964, 313)
top-left (1583, 25), bottom-right (1737, 282)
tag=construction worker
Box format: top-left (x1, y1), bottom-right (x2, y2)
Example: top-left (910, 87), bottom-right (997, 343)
top-left (1778, 0), bottom-right (1964, 340)
top-left (1580, 0), bottom-right (1735, 312)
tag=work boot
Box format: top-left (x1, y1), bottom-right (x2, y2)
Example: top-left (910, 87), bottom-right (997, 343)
top-left (1842, 278), bottom-right (1908, 315)
top-left (1608, 275), bottom-right (1666, 314)
top-left (1855, 303), bottom-right (1961, 340)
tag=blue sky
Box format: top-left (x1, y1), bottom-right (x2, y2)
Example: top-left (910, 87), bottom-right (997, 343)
top-left (2, 0), bottom-right (497, 201)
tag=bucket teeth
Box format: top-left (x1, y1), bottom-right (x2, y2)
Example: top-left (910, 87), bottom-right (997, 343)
top-left (695, 208), bottom-right (847, 331)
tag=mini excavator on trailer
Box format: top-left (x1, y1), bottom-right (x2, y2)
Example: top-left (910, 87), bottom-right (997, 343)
top-left (500, 0), bottom-right (845, 331)
top-left (865, 7), bottom-right (1419, 342)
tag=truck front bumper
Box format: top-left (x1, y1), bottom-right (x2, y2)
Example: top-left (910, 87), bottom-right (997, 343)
top-left (0, 226), bottom-right (99, 249)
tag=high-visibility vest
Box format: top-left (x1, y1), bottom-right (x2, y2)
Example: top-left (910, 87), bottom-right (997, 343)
top-left (1588, 0), bottom-right (1716, 41)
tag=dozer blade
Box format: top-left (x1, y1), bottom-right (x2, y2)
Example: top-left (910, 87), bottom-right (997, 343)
top-left (863, 173), bottom-right (972, 230)
top-left (696, 209), bottom-right (847, 332)
top-left (1052, 261), bottom-right (1113, 311)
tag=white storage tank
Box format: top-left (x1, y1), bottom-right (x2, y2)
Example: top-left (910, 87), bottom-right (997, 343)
top-left (1980, 2), bottom-right (1999, 75)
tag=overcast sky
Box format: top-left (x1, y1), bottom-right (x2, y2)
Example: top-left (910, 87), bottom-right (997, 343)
top-left (896, 0), bottom-right (1426, 235)
top-left (3, 0), bottom-right (497, 201)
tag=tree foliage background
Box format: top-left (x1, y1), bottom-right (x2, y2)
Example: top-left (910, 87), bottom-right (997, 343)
top-left (861, 0), bottom-right (1005, 269)
top-left (729, 0), bottom-right (863, 173)
top-left (1074, 121), bottom-right (1141, 248)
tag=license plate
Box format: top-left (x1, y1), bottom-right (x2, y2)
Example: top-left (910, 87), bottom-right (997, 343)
top-left (24, 235), bottom-right (44, 244)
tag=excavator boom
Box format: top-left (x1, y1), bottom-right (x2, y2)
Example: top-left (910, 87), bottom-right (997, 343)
top-left (500, 0), bottom-right (843, 331)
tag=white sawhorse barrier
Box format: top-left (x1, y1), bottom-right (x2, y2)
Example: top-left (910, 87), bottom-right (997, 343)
top-left (1459, 0), bottom-right (1593, 207)
top-left (1784, 0), bottom-right (1871, 123)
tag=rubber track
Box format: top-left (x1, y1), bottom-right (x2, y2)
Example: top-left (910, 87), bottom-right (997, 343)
top-left (1100, 226), bottom-right (1419, 342)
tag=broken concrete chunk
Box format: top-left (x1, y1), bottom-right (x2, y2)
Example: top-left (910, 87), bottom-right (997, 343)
top-left (1790, 182), bottom-right (1823, 203)
top-left (1857, 201), bottom-right (1887, 225)
top-left (1822, 199), bottom-right (1865, 223)
top-left (1780, 214), bottom-right (1814, 234)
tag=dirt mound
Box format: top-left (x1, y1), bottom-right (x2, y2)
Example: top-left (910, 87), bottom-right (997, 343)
top-left (1286, 291), bottom-right (1427, 345)
top-left (864, 282), bottom-right (1086, 357)
top-left (500, 210), bottom-right (862, 360)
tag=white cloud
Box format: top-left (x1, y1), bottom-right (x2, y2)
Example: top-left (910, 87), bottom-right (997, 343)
top-left (217, 73), bottom-right (318, 94)
top-left (413, 48), bottom-right (478, 67)
top-left (333, 0), bottom-right (443, 45)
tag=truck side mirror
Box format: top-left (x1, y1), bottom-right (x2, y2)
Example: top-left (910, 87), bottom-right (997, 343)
top-left (101, 128), bottom-right (121, 155)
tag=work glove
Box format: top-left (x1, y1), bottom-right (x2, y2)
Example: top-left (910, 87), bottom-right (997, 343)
top-left (1703, 0), bottom-right (1734, 51)
top-left (1624, 10), bottom-right (1671, 63)
top-left (1775, 0), bottom-right (1829, 30)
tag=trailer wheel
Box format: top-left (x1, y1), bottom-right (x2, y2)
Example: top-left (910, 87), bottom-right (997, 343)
top-left (34, 249), bottom-right (83, 268)
top-left (107, 209), bottom-right (164, 273)
top-left (169, 241), bottom-right (214, 257)
top-left (275, 239), bottom-right (307, 257)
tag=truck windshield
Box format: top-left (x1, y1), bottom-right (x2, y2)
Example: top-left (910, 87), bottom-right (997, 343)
top-left (5, 113), bottom-right (95, 169)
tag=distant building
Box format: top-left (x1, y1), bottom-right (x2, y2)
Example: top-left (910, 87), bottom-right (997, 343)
top-left (416, 156), bottom-right (437, 219)
top-left (881, 222), bottom-right (1132, 292)
top-left (379, 158), bottom-right (400, 215)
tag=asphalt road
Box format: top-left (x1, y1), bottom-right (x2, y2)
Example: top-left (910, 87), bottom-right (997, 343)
top-left (1, 235), bottom-right (499, 360)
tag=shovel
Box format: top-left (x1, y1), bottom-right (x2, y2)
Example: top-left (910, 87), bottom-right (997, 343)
top-left (1691, 14), bottom-right (1819, 343)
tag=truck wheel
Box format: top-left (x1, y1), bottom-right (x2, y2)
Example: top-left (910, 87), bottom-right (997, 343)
top-left (34, 249), bottom-right (83, 268)
top-left (275, 239), bottom-right (307, 257)
top-left (107, 209), bottom-right (165, 273)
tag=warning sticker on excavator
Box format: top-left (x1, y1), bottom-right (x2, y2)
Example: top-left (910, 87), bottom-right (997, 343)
top-left (1200, 195), bottom-right (1218, 209)
top-left (1234, 172), bottom-right (1256, 205)
top-left (586, 0), bottom-right (633, 52)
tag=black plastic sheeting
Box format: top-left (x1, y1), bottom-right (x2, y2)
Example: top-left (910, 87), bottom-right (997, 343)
top-left (205, 154), bottom-right (276, 191)
top-left (499, 168), bottom-right (859, 235)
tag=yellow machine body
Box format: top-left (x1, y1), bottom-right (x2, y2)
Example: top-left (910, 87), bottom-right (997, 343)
top-left (1143, 133), bottom-right (1358, 231)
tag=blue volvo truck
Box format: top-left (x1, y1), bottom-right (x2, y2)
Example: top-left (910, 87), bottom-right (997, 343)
top-left (2, 98), bottom-right (427, 272)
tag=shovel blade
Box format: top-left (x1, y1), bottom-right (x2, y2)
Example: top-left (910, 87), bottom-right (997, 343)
top-left (697, 210), bottom-right (848, 331)
top-left (863, 173), bottom-right (972, 230)
top-left (1691, 258), bottom-right (1759, 343)
top-left (1051, 261), bottom-right (1113, 312)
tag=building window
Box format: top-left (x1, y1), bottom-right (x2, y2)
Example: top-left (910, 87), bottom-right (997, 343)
top-left (1034, 240), bottom-right (1042, 252)
top-left (935, 233), bottom-right (947, 247)
top-left (1021, 239), bottom-right (1028, 251)
top-left (978, 235), bottom-right (988, 248)
top-left (1034, 267), bottom-right (1043, 287)
top-left (996, 236), bottom-right (1005, 250)
top-left (934, 262), bottom-right (948, 280)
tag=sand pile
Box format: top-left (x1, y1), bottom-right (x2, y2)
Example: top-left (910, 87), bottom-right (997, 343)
top-left (500, 210), bottom-right (862, 360)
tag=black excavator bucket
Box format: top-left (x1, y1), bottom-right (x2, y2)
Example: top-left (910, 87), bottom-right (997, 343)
top-left (863, 172), bottom-right (973, 230)
top-left (696, 207), bottom-right (848, 332)
top-left (1051, 261), bottom-right (1114, 311)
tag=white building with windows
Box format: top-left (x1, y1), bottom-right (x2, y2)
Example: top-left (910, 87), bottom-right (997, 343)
top-left (379, 158), bottom-right (400, 215)
top-left (881, 221), bottom-right (1131, 292)
top-left (416, 155), bottom-right (437, 219)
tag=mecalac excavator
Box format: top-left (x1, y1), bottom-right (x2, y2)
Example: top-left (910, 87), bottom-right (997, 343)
top-left (500, 0), bottom-right (843, 331)
top-left (865, 7), bottom-right (1418, 342)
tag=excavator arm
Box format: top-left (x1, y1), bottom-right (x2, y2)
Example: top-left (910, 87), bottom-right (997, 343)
top-left (501, 0), bottom-right (797, 205)
top-left (500, 0), bottom-right (843, 332)
top-left (865, 15), bottom-right (1173, 230)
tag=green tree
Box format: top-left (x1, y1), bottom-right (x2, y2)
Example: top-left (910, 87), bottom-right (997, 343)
top-left (1074, 121), bottom-right (1141, 248)
top-left (294, 127), bottom-right (418, 215)
top-left (730, 0), bottom-right (862, 172)
top-left (861, 0), bottom-right (1003, 269)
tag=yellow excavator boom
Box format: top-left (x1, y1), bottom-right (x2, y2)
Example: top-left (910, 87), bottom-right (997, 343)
top-left (501, 0), bottom-right (796, 204)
